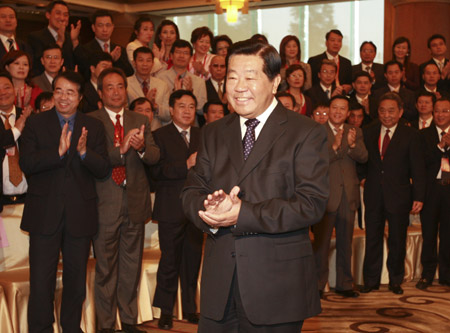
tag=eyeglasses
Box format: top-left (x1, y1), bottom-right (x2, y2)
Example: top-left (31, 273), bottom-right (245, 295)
top-left (54, 90), bottom-right (78, 98)
top-left (314, 111), bottom-right (328, 116)
top-left (289, 74), bottom-right (303, 79)
top-left (320, 69), bottom-right (336, 75)
top-left (44, 55), bottom-right (61, 60)
top-left (434, 109), bottom-right (450, 114)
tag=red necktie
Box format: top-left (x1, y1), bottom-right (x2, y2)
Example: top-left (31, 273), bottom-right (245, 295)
top-left (103, 42), bottom-right (109, 53)
top-left (422, 120), bottom-right (427, 129)
top-left (111, 114), bottom-right (126, 186)
top-left (381, 129), bottom-right (390, 160)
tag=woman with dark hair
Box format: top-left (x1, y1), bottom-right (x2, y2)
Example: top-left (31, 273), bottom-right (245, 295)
top-left (392, 36), bottom-right (420, 91)
top-left (279, 35), bottom-right (312, 91)
top-left (212, 35), bottom-right (232, 57)
top-left (188, 26), bottom-right (214, 80)
top-left (1, 50), bottom-right (42, 111)
top-left (126, 15), bottom-right (163, 74)
top-left (284, 64), bottom-right (313, 116)
top-left (154, 20), bottom-right (180, 69)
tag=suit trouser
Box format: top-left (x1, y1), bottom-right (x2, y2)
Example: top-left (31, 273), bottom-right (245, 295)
top-left (153, 218), bottom-right (203, 314)
top-left (363, 200), bottom-right (409, 286)
top-left (198, 269), bottom-right (304, 333)
top-left (28, 220), bottom-right (91, 333)
top-left (93, 191), bottom-right (145, 329)
top-left (420, 182), bottom-right (450, 281)
top-left (313, 191), bottom-right (355, 291)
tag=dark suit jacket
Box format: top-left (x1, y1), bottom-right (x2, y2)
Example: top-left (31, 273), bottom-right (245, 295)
top-left (308, 52), bottom-right (352, 87)
top-left (410, 118), bottom-right (434, 130)
top-left (28, 28), bottom-right (78, 77)
top-left (362, 122), bottom-right (426, 214)
top-left (76, 39), bottom-right (134, 80)
top-left (372, 85), bottom-right (418, 122)
top-left (0, 39), bottom-right (31, 62)
top-left (305, 83), bottom-right (334, 108)
top-left (419, 58), bottom-right (450, 92)
top-left (205, 78), bottom-right (229, 115)
top-left (348, 93), bottom-right (378, 126)
top-left (81, 81), bottom-right (100, 113)
top-left (420, 125), bottom-right (449, 187)
top-left (181, 104), bottom-right (328, 324)
top-left (0, 109), bottom-right (18, 212)
top-left (19, 109), bottom-right (110, 237)
top-left (352, 62), bottom-right (386, 91)
top-left (31, 72), bottom-right (53, 92)
top-left (151, 123), bottom-right (200, 222)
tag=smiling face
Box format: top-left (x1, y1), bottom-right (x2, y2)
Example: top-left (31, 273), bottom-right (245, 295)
top-left (92, 16), bottom-right (114, 42)
top-left (328, 98), bottom-right (349, 126)
top-left (226, 54), bottom-right (280, 119)
top-left (360, 43), bottom-right (376, 64)
top-left (433, 100), bottom-right (450, 130)
top-left (136, 21), bottom-right (154, 44)
top-left (193, 35), bottom-right (211, 56)
top-left (41, 48), bottom-right (63, 76)
top-left (5, 55), bottom-right (29, 80)
top-left (171, 47), bottom-right (191, 70)
top-left (378, 99), bottom-right (403, 128)
top-left (285, 40), bottom-right (299, 60)
top-left (393, 41), bottom-right (409, 61)
top-left (53, 77), bottom-right (81, 117)
top-left (170, 94), bottom-right (196, 129)
top-left (46, 4), bottom-right (69, 31)
top-left (0, 76), bottom-right (15, 112)
top-left (98, 73), bottom-right (127, 112)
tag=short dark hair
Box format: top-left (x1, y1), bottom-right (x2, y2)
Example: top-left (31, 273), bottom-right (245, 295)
top-left (435, 96), bottom-right (450, 105)
top-left (130, 97), bottom-right (153, 112)
top-left (352, 71), bottom-right (371, 82)
top-left (415, 90), bottom-right (436, 105)
top-left (169, 89), bottom-right (197, 108)
top-left (349, 102), bottom-right (364, 112)
top-left (326, 29), bottom-right (343, 40)
top-left (212, 35), bottom-right (233, 54)
top-left (90, 52), bottom-right (113, 68)
top-left (275, 91), bottom-right (296, 108)
top-left (42, 43), bottom-right (63, 55)
top-left (427, 34), bottom-right (446, 49)
top-left (47, 1), bottom-right (68, 13)
top-left (384, 60), bottom-right (403, 73)
top-left (203, 100), bottom-right (224, 114)
top-left (329, 95), bottom-right (349, 106)
top-left (97, 67), bottom-right (127, 92)
top-left (285, 64), bottom-right (307, 91)
top-left (422, 62), bottom-right (440, 74)
top-left (313, 102), bottom-right (330, 110)
top-left (170, 39), bottom-right (193, 56)
top-left (35, 91), bottom-right (54, 111)
top-left (227, 39), bottom-right (281, 81)
top-left (360, 41), bottom-right (377, 53)
top-left (0, 5), bottom-right (17, 17)
top-left (129, 15), bottom-right (153, 43)
top-left (133, 46), bottom-right (154, 61)
top-left (190, 26), bottom-right (213, 46)
top-left (91, 9), bottom-right (113, 24)
top-left (250, 34), bottom-right (268, 44)
top-left (279, 35), bottom-right (301, 67)
top-left (53, 71), bottom-right (84, 95)
top-left (154, 20), bottom-right (180, 49)
top-left (379, 91), bottom-right (403, 109)
top-left (0, 71), bottom-right (13, 85)
top-left (320, 59), bottom-right (337, 71)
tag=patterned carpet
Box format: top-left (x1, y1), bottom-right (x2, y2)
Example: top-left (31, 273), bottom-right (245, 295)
top-left (139, 281), bottom-right (450, 332)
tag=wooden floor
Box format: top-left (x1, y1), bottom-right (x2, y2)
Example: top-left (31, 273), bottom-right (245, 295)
top-left (139, 280), bottom-right (450, 332)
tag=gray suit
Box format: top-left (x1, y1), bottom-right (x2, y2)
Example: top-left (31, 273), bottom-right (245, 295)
top-left (32, 72), bottom-right (53, 92)
top-left (127, 75), bottom-right (172, 131)
top-left (89, 108), bottom-right (160, 328)
top-left (313, 122), bottom-right (368, 291)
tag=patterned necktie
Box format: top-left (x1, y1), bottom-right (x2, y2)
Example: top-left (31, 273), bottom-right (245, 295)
top-left (111, 114), bottom-right (126, 186)
top-left (365, 65), bottom-right (371, 73)
top-left (7, 38), bottom-right (14, 52)
top-left (381, 129), bottom-right (390, 160)
top-left (3, 113), bottom-right (23, 186)
top-left (217, 81), bottom-right (223, 100)
top-left (181, 130), bottom-right (189, 147)
top-left (242, 118), bottom-right (260, 160)
top-left (142, 80), bottom-right (149, 96)
top-left (103, 42), bottom-right (109, 53)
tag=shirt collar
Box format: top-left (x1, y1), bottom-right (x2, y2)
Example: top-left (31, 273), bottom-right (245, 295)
top-left (239, 97), bottom-right (277, 131)
top-left (56, 110), bottom-right (76, 125)
top-left (0, 105), bottom-right (16, 117)
top-left (381, 123), bottom-right (398, 135)
top-left (328, 120), bottom-right (343, 132)
top-left (105, 107), bottom-right (124, 124)
top-left (95, 37), bottom-right (110, 50)
top-left (47, 26), bottom-right (59, 41)
top-left (436, 124), bottom-right (450, 135)
top-left (320, 82), bottom-right (332, 92)
top-left (173, 122), bottom-right (190, 135)
top-left (388, 84), bottom-right (400, 92)
top-left (326, 51), bottom-right (339, 60)
top-left (0, 34), bottom-right (15, 46)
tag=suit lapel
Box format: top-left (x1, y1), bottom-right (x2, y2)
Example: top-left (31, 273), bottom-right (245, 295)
top-left (237, 105), bottom-right (287, 184)
top-left (67, 112), bottom-right (83, 163)
top-left (98, 108), bottom-right (115, 145)
top-left (369, 123), bottom-right (382, 165)
top-left (223, 113), bottom-right (244, 175)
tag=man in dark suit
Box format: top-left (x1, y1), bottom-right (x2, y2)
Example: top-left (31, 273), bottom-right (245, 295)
top-left (420, 63), bottom-right (449, 99)
top-left (308, 29), bottom-right (352, 94)
top-left (81, 52), bottom-right (112, 113)
top-left (182, 41), bottom-right (329, 332)
top-left (31, 44), bottom-right (64, 92)
top-left (19, 71), bottom-right (110, 332)
top-left (411, 91), bottom-right (435, 130)
top-left (89, 68), bottom-right (160, 333)
top-left (313, 95), bottom-right (367, 299)
top-left (0, 5), bottom-right (31, 60)
top-left (152, 90), bottom-right (202, 330)
top-left (349, 71), bottom-right (378, 125)
top-left (372, 61), bottom-right (417, 122)
top-left (28, 1), bottom-right (81, 77)
top-left (360, 92), bottom-right (426, 295)
top-left (352, 41), bottom-right (385, 91)
top-left (305, 59), bottom-right (343, 108)
top-left (0, 72), bottom-right (30, 210)
top-left (206, 55), bottom-right (226, 102)
top-left (416, 97), bottom-right (450, 290)
top-left (419, 34), bottom-right (450, 93)
top-left (76, 10), bottom-right (133, 80)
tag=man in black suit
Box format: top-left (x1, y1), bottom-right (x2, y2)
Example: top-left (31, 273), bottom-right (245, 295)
top-left (0, 5), bottom-right (31, 61)
top-left (308, 29), bottom-right (352, 94)
top-left (349, 71), bottom-right (378, 125)
top-left (28, 1), bottom-right (81, 77)
top-left (81, 52), bottom-right (112, 113)
top-left (352, 41), bottom-right (385, 91)
top-left (360, 92), bottom-right (426, 295)
top-left (182, 41), bottom-right (328, 332)
top-left (76, 10), bottom-right (133, 80)
top-left (206, 55), bottom-right (226, 102)
top-left (305, 59), bottom-right (343, 108)
top-left (420, 63), bottom-right (449, 99)
top-left (372, 61), bottom-right (417, 122)
top-left (411, 91), bottom-right (435, 130)
top-left (152, 90), bottom-right (202, 330)
top-left (419, 34), bottom-right (450, 93)
top-left (0, 72), bottom-right (30, 210)
top-left (416, 97), bottom-right (450, 290)
top-left (19, 71), bottom-right (110, 332)
top-left (31, 44), bottom-right (64, 92)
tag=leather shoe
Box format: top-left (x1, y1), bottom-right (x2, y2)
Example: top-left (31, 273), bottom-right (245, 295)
top-left (121, 323), bottom-right (145, 333)
top-left (359, 284), bottom-right (380, 293)
top-left (416, 278), bottom-right (432, 290)
top-left (158, 314), bottom-right (173, 330)
top-left (388, 283), bottom-right (404, 295)
top-left (183, 312), bottom-right (199, 324)
top-left (335, 289), bottom-right (360, 298)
